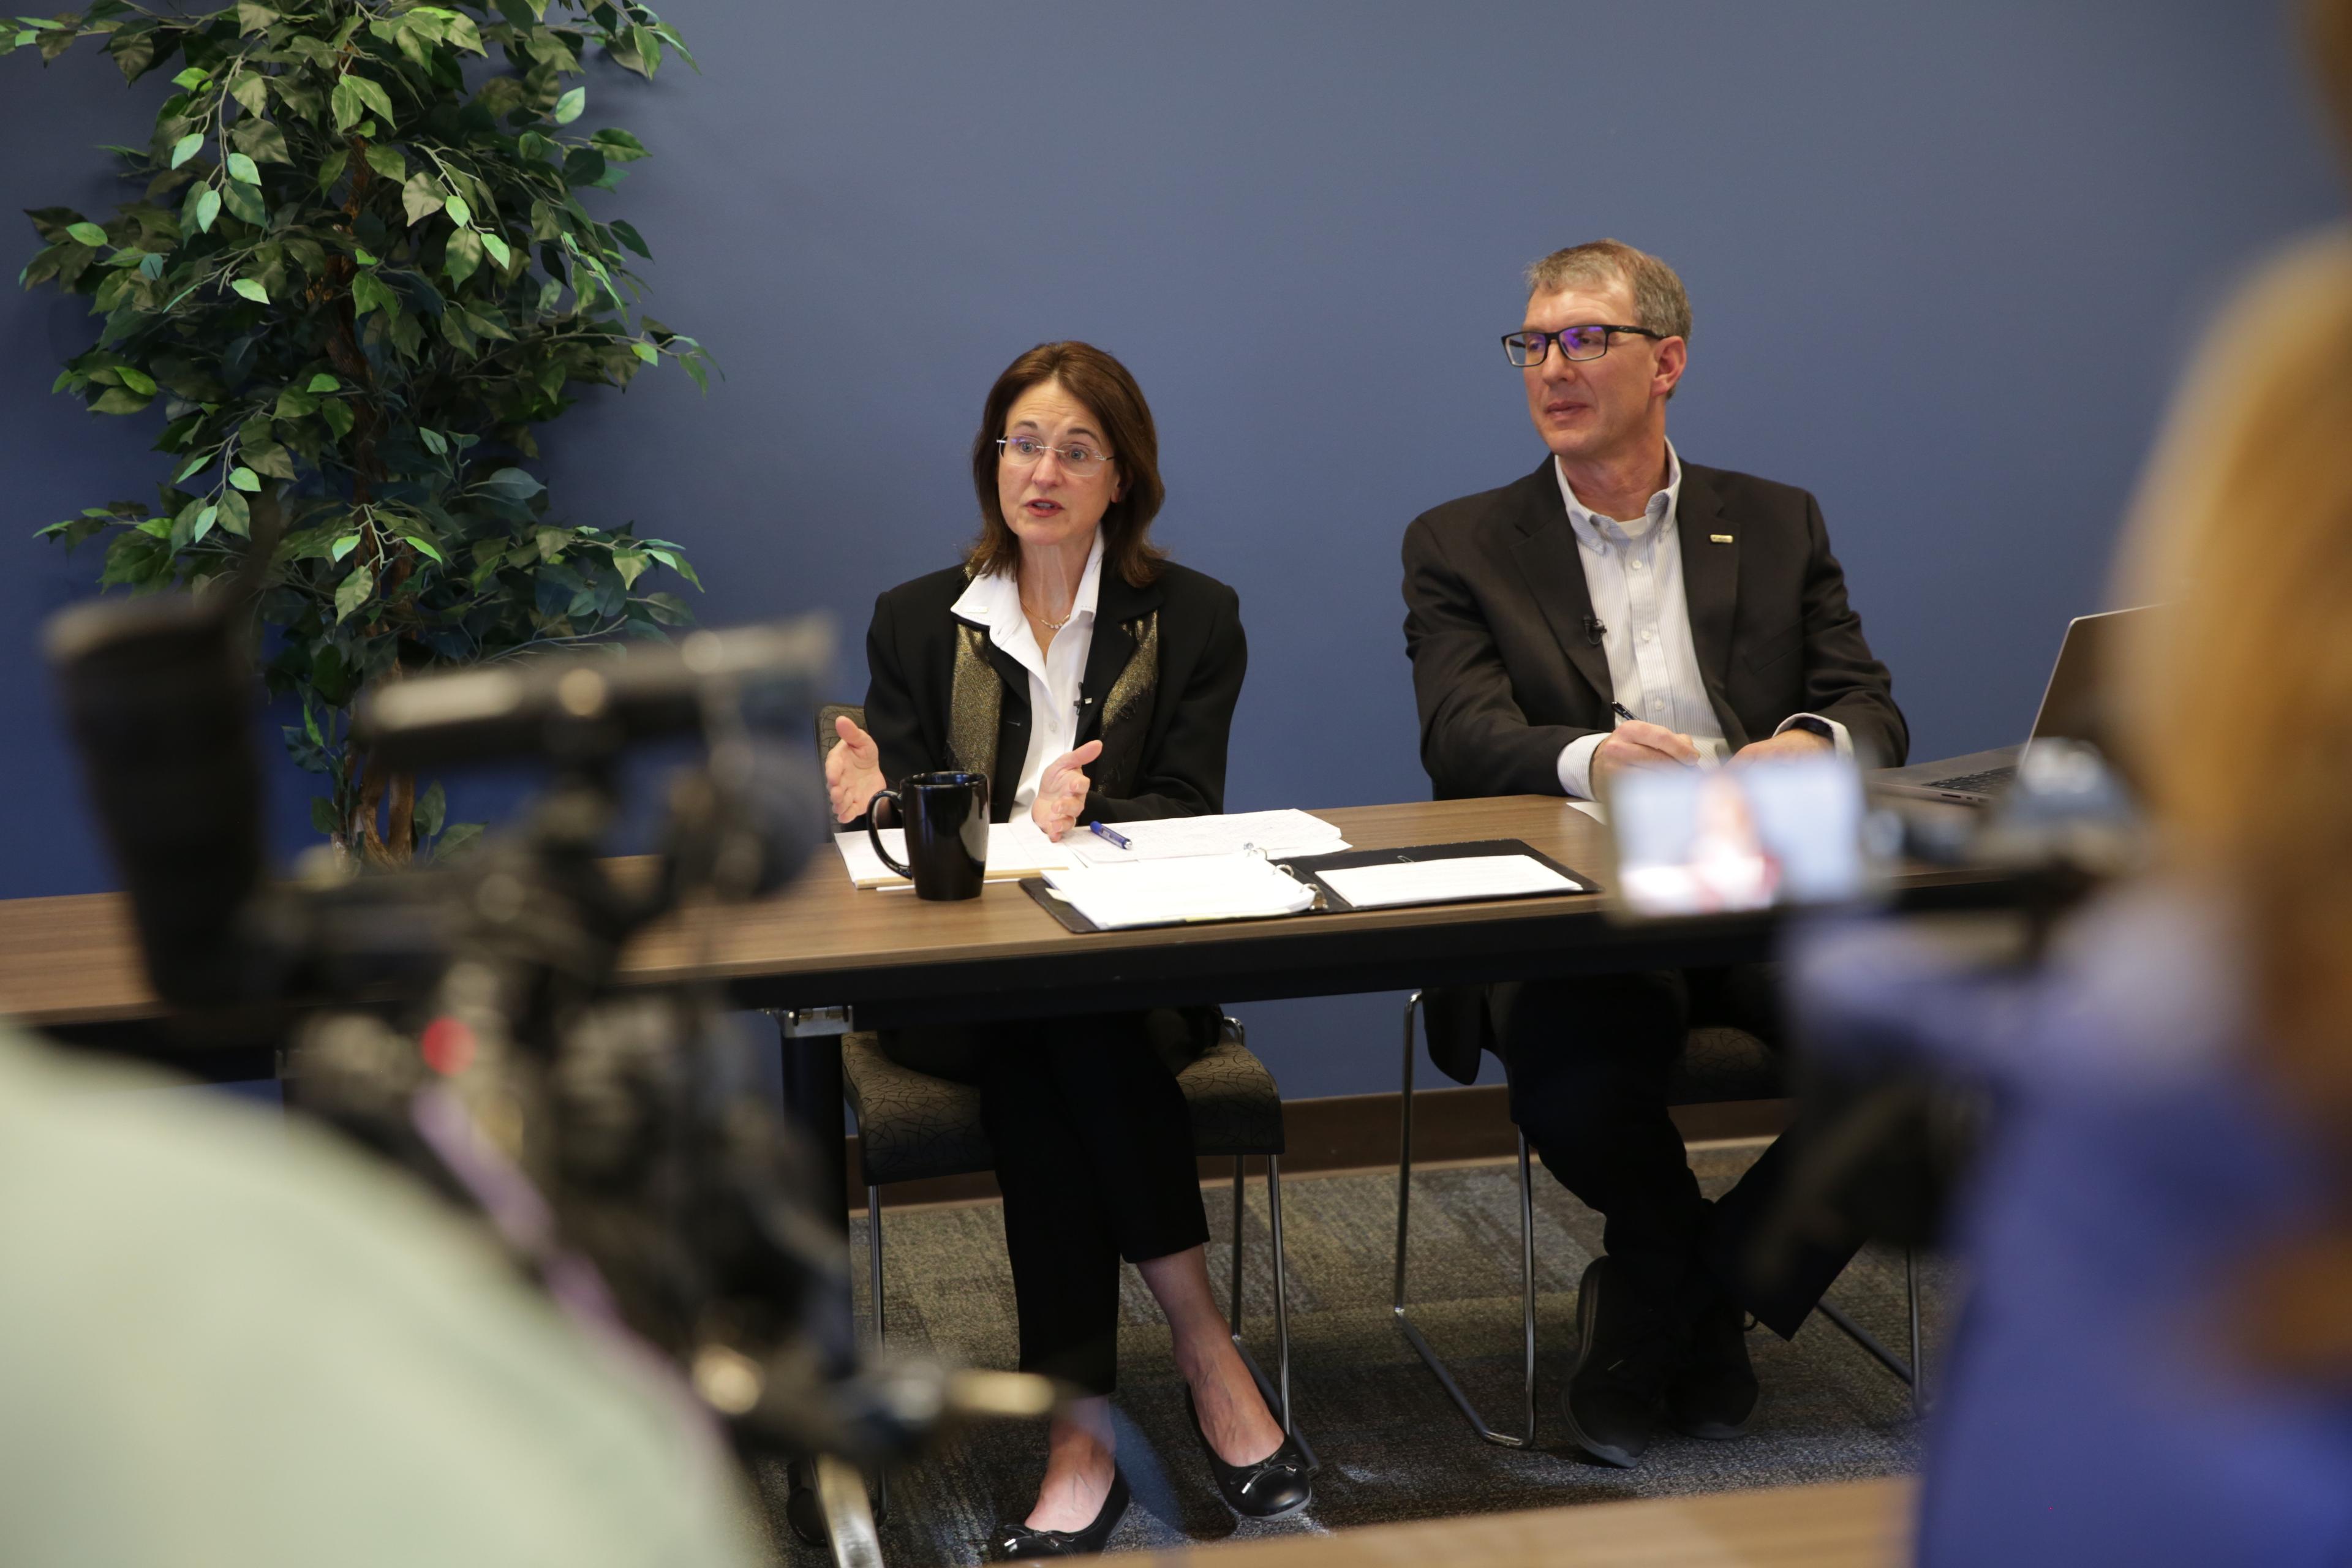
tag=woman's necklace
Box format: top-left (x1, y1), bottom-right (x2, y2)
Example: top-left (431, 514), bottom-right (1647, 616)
top-left (1023, 600), bottom-right (1072, 633)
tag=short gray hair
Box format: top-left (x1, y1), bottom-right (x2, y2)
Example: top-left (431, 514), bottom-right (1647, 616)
top-left (1525, 239), bottom-right (1692, 343)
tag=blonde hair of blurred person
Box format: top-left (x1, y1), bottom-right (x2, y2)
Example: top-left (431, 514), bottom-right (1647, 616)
top-left (2113, 15), bottom-right (2352, 1369)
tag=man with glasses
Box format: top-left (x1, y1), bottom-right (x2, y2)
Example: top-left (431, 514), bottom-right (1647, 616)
top-left (1400, 239), bottom-right (1904, 1468)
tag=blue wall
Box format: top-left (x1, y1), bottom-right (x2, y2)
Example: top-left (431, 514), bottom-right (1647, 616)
top-left (1, 2), bottom-right (2339, 1096)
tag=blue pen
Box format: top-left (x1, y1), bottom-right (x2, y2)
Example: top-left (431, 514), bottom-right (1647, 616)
top-left (1088, 820), bottom-right (1133, 851)
top-left (1610, 701), bottom-right (1639, 723)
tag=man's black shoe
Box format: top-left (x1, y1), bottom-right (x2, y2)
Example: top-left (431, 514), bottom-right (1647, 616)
top-left (1670, 1286), bottom-right (1759, 1440)
top-left (1561, 1256), bottom-right (1673, 1468)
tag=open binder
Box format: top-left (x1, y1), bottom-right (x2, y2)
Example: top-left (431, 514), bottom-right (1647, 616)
top-left (1021, 837), bottom-right (1596, 934)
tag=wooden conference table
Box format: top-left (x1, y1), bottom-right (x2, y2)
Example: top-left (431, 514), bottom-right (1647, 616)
top-left (0, 793), bottom-right (2009, 1227)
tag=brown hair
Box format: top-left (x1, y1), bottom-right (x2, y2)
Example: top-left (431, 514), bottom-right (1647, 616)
top-left (1525, 239), bottom-right (1693, 343)
top-left (1525, 239), bottom-right (1691, 399)
top-left (2112, 232), bottom-right (2352, 1378)
top-left (965, 341), bottom-right (1167, 587)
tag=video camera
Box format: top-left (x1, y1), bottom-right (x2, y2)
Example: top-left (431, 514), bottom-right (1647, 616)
top-left (44, 592), bottom-right (1042, 1473)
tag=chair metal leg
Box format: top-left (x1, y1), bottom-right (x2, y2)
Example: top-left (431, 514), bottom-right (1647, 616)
top-left (1267, 1154), bottom-right (1292, 1434)
top-left (1906, 1244), bottom-right (1927, 1416)
top-left (862, 1186), bottom-right (891, 1523)
top-left (1817, 1295), bottom-right (1916, 1392)
top-left (1392, 989), bottom-right (1538, 1447)
top-left (1231, 1152), bottom-right (1319, 1472)
top-left (1229, 1157), bottom-right (1246, 1339)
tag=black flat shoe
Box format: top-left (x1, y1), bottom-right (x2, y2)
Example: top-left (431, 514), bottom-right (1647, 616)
top-left (1186, 1390), bottom-right (1313, 1519)
top-left (992, 1470), bottom-right (1129, 1560)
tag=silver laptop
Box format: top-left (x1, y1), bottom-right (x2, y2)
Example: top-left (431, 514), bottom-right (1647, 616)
top-left (1874, 606), bottom-right (2153, 805)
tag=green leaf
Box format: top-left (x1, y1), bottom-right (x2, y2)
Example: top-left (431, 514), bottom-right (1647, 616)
top-left (589, 127), bottom-right (650, 163)
top-left (171, 67), bottom-right (210, 91)
top-left (117, 366), bottom-right (156, 396)
top-left (220, 181), bottom-right (266, 226)
top-left (354, 246), bottom-right (381, 266)
top-left (611, 548), bottom-right (648, 588)
top-left (66, 221), bottom-right (110, 247)
top-left (170, 132), bottom-right (204, 168)
top-left (230, 277), bottom-right (269, 303)
top-left (478, 230), bottom-right (510, 269)
top-left (334, 564), bottom-right (374, 624)
top-left (364, 144), bottom-right (406, 183)
top-left (217, 486), bottom-right (251, 538)
top-left (400, 173), bottom-right (444, 225)
top-left (330, 532), bottom-right (360, 562)
top-left (307, 372), bottom-right (341, 393)
top-left (609, 219), bottom-right (650, 258)
top-left (478, 466), bottom-right (544, 502)
top-left (431, 822), bottom-right (484, 861)
top-left (195, 187), bottom-right (221, 232)
top-left (351, 272), bottom-right (397, 317)
top-left (552, 86), bottom-right (584, 124)
top-left (226, 151), bottom-right (261, 185)
top-left (317, 149), bottom-right (349, 193)
top-left (631, 340), bottom-right (657, 364)
top-left (320, 399), bottom-right (355, 439)
top-left (88, 386), bottom-right (152, 415)
top-left (230, 74), bottom-right (269, 115)
top-left (228, 466), bottom-right (262, 492)
top-left (235, 116), bottom-right (292, 165)
top-left (415, 779), bottom-right (447, 839)
top-left (443, 191), bottom-right (472, 228)
top-left (348, 74), bottom-right (396, 126)
top-left (398, 533), bottom-right (445, 564)
top-left (310, 796), bottom-right (340, 836)
top-left (419, 427), bottom-right (447, 455)
top-left (443, 225), bottom-right (481, 286)
top-left (331, 74), bottom-right (396, 134)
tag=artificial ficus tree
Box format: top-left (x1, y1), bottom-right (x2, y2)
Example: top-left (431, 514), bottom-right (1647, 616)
top-left (11, 0), bottom-right (712, 863)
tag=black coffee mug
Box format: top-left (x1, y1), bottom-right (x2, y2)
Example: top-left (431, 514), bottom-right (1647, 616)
top-left (866, 771), bottom-right (990, 900)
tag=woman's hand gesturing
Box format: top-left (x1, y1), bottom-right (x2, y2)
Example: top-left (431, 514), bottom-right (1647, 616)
top-left (1029, 739), bottom-right (1104, 840)
top-left (826, 715), bottom-right (888, 824)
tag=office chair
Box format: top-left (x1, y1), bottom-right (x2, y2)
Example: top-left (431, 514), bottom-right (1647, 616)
top-left (1392, 989), bottom-right (1924, 1449)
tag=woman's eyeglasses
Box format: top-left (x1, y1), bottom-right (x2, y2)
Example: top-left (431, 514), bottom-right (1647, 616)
top-left (998, 435), bottom-right (1113, 475)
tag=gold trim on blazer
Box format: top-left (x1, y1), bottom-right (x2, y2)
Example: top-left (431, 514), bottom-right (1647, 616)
top-left (946, 620), bottom-right (1001, 780)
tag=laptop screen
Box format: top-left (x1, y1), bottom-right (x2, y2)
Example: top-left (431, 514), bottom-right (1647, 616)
top-left (2025, 605), bottom-right (2158, 754)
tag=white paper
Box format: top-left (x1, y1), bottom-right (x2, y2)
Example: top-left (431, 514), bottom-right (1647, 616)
top-left (1567, 801), bottom-right (1608, 823)
top-left (834, 818), bottom-right (1071, 889)
top-left (1041, 854), bottom-right (1317, 929)
top-left (1063, 808), bottom-right (1348, 867)
top-left (1318, 853), bottom-right (1584, 910)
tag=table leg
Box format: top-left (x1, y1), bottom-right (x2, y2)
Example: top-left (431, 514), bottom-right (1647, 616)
top-left (774, 1007), bottom-right (851, 1237)
top-left (771, 1008), bottom-right (856, 1553)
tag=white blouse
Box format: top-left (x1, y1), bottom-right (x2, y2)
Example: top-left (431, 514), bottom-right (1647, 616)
top-left (946, 533), bottom-right (1104, 814)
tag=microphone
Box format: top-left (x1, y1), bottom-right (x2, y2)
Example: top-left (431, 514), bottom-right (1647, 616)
top-left (1583, 615), bottom-right (1607, 646)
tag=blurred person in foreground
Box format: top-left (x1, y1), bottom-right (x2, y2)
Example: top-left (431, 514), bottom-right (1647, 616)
top-left (0, 1022), bottom-right (761, 1567)
top-left (1795, 12), bottom-right (2352, 1553)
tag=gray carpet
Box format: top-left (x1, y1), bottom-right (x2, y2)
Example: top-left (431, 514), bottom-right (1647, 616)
top-left (753, 1145), bottom-right (1951, 1561)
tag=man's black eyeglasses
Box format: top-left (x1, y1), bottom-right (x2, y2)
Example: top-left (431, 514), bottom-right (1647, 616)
top-left (1501, 324), bottom-right (1664, 368)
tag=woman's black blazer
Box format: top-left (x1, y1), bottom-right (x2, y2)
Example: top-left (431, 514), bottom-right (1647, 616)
top-left (861, 559), bottom-right (1246, 825)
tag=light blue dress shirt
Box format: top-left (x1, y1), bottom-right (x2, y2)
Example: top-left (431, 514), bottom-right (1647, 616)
top-left (1551, 444), bottom-right (1849, 799)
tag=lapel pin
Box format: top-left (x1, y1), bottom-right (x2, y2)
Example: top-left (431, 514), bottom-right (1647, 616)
top-left (1709, 533), bottom-right (1734, 544)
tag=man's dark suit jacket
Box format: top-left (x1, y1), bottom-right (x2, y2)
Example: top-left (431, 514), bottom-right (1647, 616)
top-left (862, 559), bottom-right (1246, 825)
top-left (1401, 456), bottom-right (1905, 1082)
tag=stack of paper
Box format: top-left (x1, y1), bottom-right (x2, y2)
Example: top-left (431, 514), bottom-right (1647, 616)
top-left (834, 819), bottom-right (1071, 890)
top-left (1040, 854), bottom-right (1317, 930)
top-left (1317, 854), bottom-right (1585, 910)
top-left (1063, 809), bottom-right (1348, 867)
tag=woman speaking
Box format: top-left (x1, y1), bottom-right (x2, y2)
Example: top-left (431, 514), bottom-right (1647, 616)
top-left (826, 341), bottom-right (1310, 1555)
